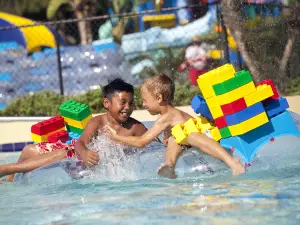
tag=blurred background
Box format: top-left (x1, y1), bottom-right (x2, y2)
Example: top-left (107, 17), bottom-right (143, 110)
top-left (0, 0), bottom-right (299, 115)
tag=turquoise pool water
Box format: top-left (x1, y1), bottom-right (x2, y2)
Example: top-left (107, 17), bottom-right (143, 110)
top-left (1, 118), bottom-right (300, 225)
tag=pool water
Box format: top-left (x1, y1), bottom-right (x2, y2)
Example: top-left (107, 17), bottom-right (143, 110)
top-left (1, 117), bottom-right (300, 225)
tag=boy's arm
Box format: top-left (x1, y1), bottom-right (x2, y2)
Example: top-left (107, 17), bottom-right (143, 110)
top-left (106, 115), bottom-right (169, 148)
top-left (74, 117), bottom-right (100, 166)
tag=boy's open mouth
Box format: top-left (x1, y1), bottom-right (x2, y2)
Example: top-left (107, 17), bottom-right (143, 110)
top-left (120, 112), bottom-right (129, 117)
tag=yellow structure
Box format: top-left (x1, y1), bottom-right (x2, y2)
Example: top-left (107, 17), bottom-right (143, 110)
top-left (0, 12), bottom-right (56, 53)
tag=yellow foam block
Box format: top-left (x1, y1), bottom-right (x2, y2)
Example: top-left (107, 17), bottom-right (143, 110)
top-left (197, 64), bottom-right (235, 90)
top-left (195, 116), bottom-right (214, 133)
top-left (244, 84), bottom-right (274, 107)
top-left (216, 81), bottom-right (256, 105)
top-left (183, 118), bottom-right (199, 135)
top-left (31, 127), bottom-right (65, 143)
top-left (207, 104), bottom-right (224, 119)
top-left (171, 124), bottom-right (189, 145)
top-left (201, 85), bottom-right (216, 99)
top-left (63, 114), bottom-right (92, 129)
top-left (228, 112), bottom-right (269, 136)
top-left (210, 127), bottom-right (221, 141)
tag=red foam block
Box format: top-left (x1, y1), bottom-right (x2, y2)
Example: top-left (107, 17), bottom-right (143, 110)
top-left (31, 116), bottom-right (65, 135)
top-left (214, 116), bottom-right (228, 129)
top-left (220, 98), bottom-right (247, 115)
top-left (48, 130), bottom-right (69, 143)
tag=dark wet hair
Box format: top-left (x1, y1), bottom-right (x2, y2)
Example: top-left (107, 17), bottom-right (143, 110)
top-left (102, 78), bottom-right (134, 100)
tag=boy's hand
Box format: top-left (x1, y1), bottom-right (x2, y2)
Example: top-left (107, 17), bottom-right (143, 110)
top-left (81, 149), bottom-right (99, 167)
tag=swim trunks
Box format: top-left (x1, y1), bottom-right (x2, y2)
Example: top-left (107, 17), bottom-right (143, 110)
top-left (36, 139), bottom-right (77, 158)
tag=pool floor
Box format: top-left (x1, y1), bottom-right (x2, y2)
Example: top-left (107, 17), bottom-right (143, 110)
top-left (1, 151), bottom-right (300, 225)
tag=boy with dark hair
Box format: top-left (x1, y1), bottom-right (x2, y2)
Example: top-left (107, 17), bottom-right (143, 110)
top-left (106, 74), bottom-right (245, 179)
top-left (0, 79), bottom-right (147, 181)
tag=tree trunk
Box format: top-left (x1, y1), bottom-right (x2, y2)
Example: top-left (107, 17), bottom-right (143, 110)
top-left (75, 9), bottom-right (88, 45)
top-left (83, 4), bottom-right (94, 44)
top-left (220, 0), bottom-right (261, 83)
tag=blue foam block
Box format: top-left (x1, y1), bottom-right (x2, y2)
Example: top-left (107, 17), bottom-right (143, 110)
top-left (68, 132), bottom-right (81, 140)
top-left (221, 111), bottom-right (300, 163)
top-left (264, 97), bottom-right (289, 118)
top-left (225, 102), bottom-right (265, 125)
top-left (191, 95), bottom-right (213, 121)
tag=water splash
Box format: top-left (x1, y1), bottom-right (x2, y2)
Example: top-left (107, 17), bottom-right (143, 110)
top-left (87, 135), bottom-right (139, 182)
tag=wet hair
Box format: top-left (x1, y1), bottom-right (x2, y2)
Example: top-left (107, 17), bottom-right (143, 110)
top-left (141, 73), bottom-right (175, 104)
top-left (102, 78), bottom-right (134, 100)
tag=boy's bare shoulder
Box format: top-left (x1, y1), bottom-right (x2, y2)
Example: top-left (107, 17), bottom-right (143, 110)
top-left (87, 114), bottom-right (106, 126)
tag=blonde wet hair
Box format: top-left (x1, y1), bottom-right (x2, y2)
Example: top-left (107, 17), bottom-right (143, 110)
top-left (141, 73), bottom-right (175, 104)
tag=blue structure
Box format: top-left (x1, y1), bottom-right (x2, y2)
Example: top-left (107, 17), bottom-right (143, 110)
top-left (221, 111), bottom-right (300, 163)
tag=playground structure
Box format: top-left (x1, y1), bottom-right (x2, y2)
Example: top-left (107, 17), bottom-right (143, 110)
top-left (172, 64), bottom-right (300, 164)
top-left (0, 12), bottom-right (58, 53)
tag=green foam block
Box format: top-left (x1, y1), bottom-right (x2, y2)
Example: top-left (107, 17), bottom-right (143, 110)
top-left (59, 100), bottom-right (91, 121)
top-left (219, 126), bottom-right (232, 139)
top-left (213, 70), bottom-right (253, 95)
top-left (66, 124), bottom-right (84, 135)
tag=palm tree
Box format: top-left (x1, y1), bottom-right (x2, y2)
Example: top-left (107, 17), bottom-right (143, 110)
top-left (47, 0), bottom-right (98, 45)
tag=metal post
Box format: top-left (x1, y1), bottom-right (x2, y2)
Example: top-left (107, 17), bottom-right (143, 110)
top-left (55, 26), bottom-right (64, 95)
top-left (217, 4), bottom-right (230, 64)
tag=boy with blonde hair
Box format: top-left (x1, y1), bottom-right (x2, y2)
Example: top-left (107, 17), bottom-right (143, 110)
top-left (106, 74), bottom-right (245, 178)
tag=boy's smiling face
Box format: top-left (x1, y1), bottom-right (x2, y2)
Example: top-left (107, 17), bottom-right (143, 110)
top-left (141, 87), bottom-right (161, 115)
top-left (103, 91), bottom-right (134, 123)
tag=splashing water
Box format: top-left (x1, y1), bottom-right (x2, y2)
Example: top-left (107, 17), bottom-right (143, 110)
top-left (87, 135), bottom-right (140, 182)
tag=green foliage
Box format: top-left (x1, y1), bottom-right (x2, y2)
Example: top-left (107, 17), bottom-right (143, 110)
top-left (0, 83), bottom-right (201, 116)
top-left (47, 0), bottom-right (70, 19)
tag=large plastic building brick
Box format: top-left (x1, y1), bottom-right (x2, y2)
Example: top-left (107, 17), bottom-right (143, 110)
top-left (244, 84), bottom-right (273, 107)
top-left (210, 127), bottom-right (222, 141)
top-left (263, 97), bottom-right (289, 118)
top-left (194, 116), bottom-right (214, 133)
top-left (214, 116), bottom-right (228, 129)
top-left (220, 98), bottom-right (247, 115)
top-left (224, 102), bottom-right (265, 126)
top-left (228, 112), bottom-right (269, 136)
top-left (183, 118), bottom-right (199, 135)
top-left (68, 132), bottom-right (81, 140)
top-left (207, 105), bottom-right (224, 119)
top-left (63, 114), bottom-right (92, 129)
top-left (31, 116), bottom-right (65, 135)
top-left (59, 100), bottom-right (91, 121)
top-left (31, 127), bottom-right (65, 143)
top-left (48, 130), bottom-right (69, 143)
top-left (197, 64), bottom-right (235, 90)
top-left (213, 70), bottom-right (252, 95)
top-left (201, 85), bottom-right (216, 99)
top-left (66, 124), bottom-right (84, 135)
top-left (221, 111), bottom-right (300, 163)
top-left (191, 95), bottom-right (213, 120)
top-left (216, 81), bottom-right (256, 105)
top-left (257, 79), bottom-right (279, 100)
top-left (172, 124), bottom-right (188, 145)
top-left (219, 127), bottom-right (231, 139)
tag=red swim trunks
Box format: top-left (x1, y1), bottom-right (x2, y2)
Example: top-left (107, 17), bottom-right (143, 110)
top-left (36, 139), bottom-right (78, 158)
